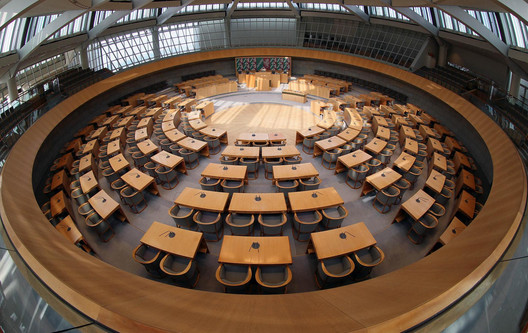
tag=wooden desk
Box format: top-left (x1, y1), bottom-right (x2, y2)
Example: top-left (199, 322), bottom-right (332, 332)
top-left (362, 167), bottom-right (401, 196)
top-left (221, 146), bottom-right (260, 159)
top-left (135, 128), bottom-right (150, 142)
top-left (78, 154), bottom-right (97, 177)
top-left (444, 136), bottom-right (463, 153)
top-left (89, 189), bottom-right (128, 222)
top-left (178, 137), bottom-right (210, 157)
top-left (364, 138), bottom-right (387, 155)
top-left (335, 150), bottom-right (372, 174)
top-left (438, 217), bottom-right (466, 245)
top-left (337, 128), bottom-right (360, 142)
top-left (107, 139), bottom-right (121, 156)
top-left (151, 151), bottom-right (187, 174)
top-left (55, 216), bottom-right (84, 245)
top-left (109, 153), bottom-right (130, 174)
top-left (403, 138), bottom-right (418, 155)
top-left (408, 114), bottom-right (424, 128)
top-left (164, 129), bottom-right (186, 143)
top-left (238, 132), bottom-right (269, 143)
top-left (229, 193), bottom-right (287, 214)
top-left (161, 121), bottom-right (176, 132)
top-left (434, 123), bottom-right (454, 139)
top-left (54, 153), bottom-right (74, 173)
top-left (425, 169), bottom-right (446, 195)
top-left (427, 137), bottom-right (444, 158)
top-left (122, 168), bottom-right (159, 196)
top-left (289, 187), bottom-right (344, 212)
top-left (201, 163), bottom-right (247, 181)
top-left (431, 152), bottom-right (447, 173)
top-left (79, 170), bottom-right (99, 195)
top-left (313, 136), bottom-right (346, 157)
top-left (455, 169), bottom-right (475, 197)
top-left (137, 139), bottom-right (159, 156)
top-left (51, 169), bottom-right (69, 194)
top-left (162, 97), bottom-right (182, 109)
top-left (269, 132), bottom-right (287, 143)
top-left (376, 126), bottom-right (390, 141)
top-left (82, 139), bottom-right (99, 156)
top-left (163, 109), bottom-right (180, 124)
top-left (187, 111), bottom-right (201, 121)
top-left (393, 152), bottom-right (416, 173)
top-left (219, 235), bottom-right (292, 265)
top-left (195, 101), bottom-right (214, 118)
top-left (295, 126), bottom-right (325, 144)
top-left (127, 106), bottom-right (147, 118)
top-left (50, 190), bottom-right (73, 217)
top-left (453, 151), bottom-right (471, 172)
top-left (363, 106), bottom-right (381, 119)
top-left (64, 138), bottom-right (82, 154)
top-left (174, 187), bottom-right (229, 212)
top-left (138, 116), bottom-right (154, 131)
top-left (74, 124), bottom-right (94, 138)
top-left (308, 222), bottom-right (376, 260)
top-left (454, 190), bottom-right (476, 220)
top-left (419, 124), bottom-right (439, 140)
top-left (101, 115), bottom-right (119, 128)
top-left (189, 119), bottom-right (207, 131)
top-left (394, 190), bottom-right (435, 223)
top-left (141, 221), bottom-right (208, 258)
top-left (372, 116), bottom-right (388, 134)
top-left (109, 127), bottom-right (126, 144)
top-left (273, 163), bottom-right (318, 182)
top-left (400, 125), bottom-right (416, 143)
top-left (199, 127), bottom-right (228, 144)
top-left (114, 116), bottom-right (134, 129)
top-left (87, 126), bottom-right (108, 142)
top-left (261, 146), bottom-right (300, 159)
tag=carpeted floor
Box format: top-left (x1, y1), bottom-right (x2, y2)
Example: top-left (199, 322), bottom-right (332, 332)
top-left (70, 83), bottom-right (458, 293)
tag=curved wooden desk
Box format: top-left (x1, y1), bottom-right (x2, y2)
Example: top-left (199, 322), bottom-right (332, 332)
top-left (0, 48), bottom-right (525, 332)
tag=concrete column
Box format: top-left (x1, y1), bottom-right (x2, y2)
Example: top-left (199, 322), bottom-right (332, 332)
top-left (152, 28), bottom-right (160, 60)
top-left (509, 71), bottom-right (521, 98)
top-left (79, 46), bottom-right (89, 69)
top-left (437, 41), bottom-right (449, 67)
top-left (7, 76), bottom-right (18, 102)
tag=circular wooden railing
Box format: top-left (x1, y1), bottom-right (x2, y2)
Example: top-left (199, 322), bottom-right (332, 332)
top-left (0, 48), bottom-right (525, 332)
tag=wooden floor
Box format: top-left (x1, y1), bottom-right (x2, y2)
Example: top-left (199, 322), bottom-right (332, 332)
top-left (208, 103), bottom-right (319, 145)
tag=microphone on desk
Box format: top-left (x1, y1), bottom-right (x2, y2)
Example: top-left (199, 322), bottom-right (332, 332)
top-left (311, 191), bottom-right (323, 198)
top-left (339, 231), bottom-right (355, 239)
top-left (249, 242), bottom-right (260, 252)
top-left (255, 195), bottom-right (261, 201)
top-left (415, 196), bottom-right (428, 204)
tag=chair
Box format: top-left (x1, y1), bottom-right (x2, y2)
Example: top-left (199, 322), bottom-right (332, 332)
top-left (225, 213), bottom-right (254, 236)
top-left (193, 211), bottom-right (223, 241)
top-left (181, 149), bottom-right (199, 169)
top-left (385, 143), bottom-right (396, 152)
top-left (322, 149), bottom-right (342, 169)
top-left (366, 158), bottom-right (382, 175)
top-left (293, 210), bottom-right (322, 241)
top-left (102, 167), bottom-right (120, 185)
top-left (373, 185), bottom-right (400, 214)
top-left (85, 212), bottom-right (114, 242)
top-left (416, 150), bottom-right (428, 162)
top-left (160, 139), bottom-right (172, 152)
top-left (403, 166), bottom-right (422, 189)
top-left (144, 161), bottom-right (160, 184)
top-left (127, 146), bottom-right (140, 155)
top-left (321, 205), bottom-right (348, 229)
top-left (435, 187), bottom-right (453, 206)
top-left (316, 255), bottom-right (355, 288)
top-left (444, 166), bottom-right (457, 180)
top-left (132, 151), bottom-right (148, 170)
top-left (121, 186), bottom-right (147, 214)
top-left (192, 132), bottom-right (205, 140)
top-left (270, 139), bottom-right (286, 146)
top-left (346, 164), bottom-right (369, 189)
top-left (408, 213), bottom-right (438, 244)
top-left (350, 138), bottom-right (364, 150)
top-left (240, 157), bottom-right (259, 179)
top-left (168, 204), bottom-right (196, 229)
top-left (78, 202), bottom-right (94, 217)
top-left (377, 149), bottom-right (393, 166)
top-left (352, 245), bottom-right (385, 281)
top-left (252, 141), bottom-right (268, 148)
top-left (413, 160), bottom-right (425, 170)
top-left (264, 157), bottom-right (283, 180)
top-left (393, 178), bottom-right (411, 204)
top-left (111, 179), bottom-right (127, 202)
top-left (132, 244), bottom-right (165, 278)
top-left (70, 167), bottom-right (80, 180)
top-left (204, 136), bottom-right (221, 155)
top-left (215, 263), bottom-right (252, 293)
top-left (258, 213), bottom-right (288, 236)
top-left (256, 265), bottom-right (292, 294)
top-left (299, 176), bottom-right (321, 191)
top-left (169, 144), bottom-right (181, 156)
top-left (340, 144), bottom-right (352, 155)
top-left (155, 165), bottom-right (179, 190)
top-left (221, 179), bottom-right (245, 194)
top-left (71, 188), bottom-right (88, 206)
top-left (302, 136), bottom-right (317, 154)
top-left (284, 155), bottom-right (302, 165)
top-left (160, 253), bottom-right (199, 288)
top-left (220, 156), bottom-right (238, 165)
top-left (276, 179), bottom-right (298, 194)
top-left (99, 160), bottom-right (110, 171)
top-left (235, 139), bottom-right (251, 147)
top-left (428, 202), bottom-right (446, 218)
top-left (199, 177), bottom-right (221, 192)
top-left (70, 179), bottom-right (81, 192)
top-left (444, 178), bottom-right (455, 191)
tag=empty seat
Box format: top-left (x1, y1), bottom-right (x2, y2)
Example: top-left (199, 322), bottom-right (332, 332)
top-left (408, 213), bottom-right (438, 244)
top-left (366, 158), bottom-right (382, 175)
top-left (155, 165), bottom-right (179, 190)
top-left (204, 136), bottom-right (221, 155)
top-left (240, 157), bottom-right (259, 179)
top-left (215, 263), bottom-right (252, 293)
top-left (193, 211), bottom-right (223, 241)
top-left (346, 164), bottom-right (369, 189)
top-left (435, 187), bottom-right (453, 206)
top-left (258, 213), bottom-right (288, 236)
top-left (160, 253), bottom-right (199, 288)
top-left (102, 167), bottom-right (120, 185)
top-left (221, 179), bottom-right (245, 194)
top-left (299, 176), bottom-right (321, 191)
top-left (85, 212), bottom-right (114, 242)
top-left (225, 213), bottom-right (254, 236)
top-left (256, 265), bottom-right (292, 294)
top-left (121, 186), bottom-right (147, 214)
top-left (321, 205), bottom-right (348, 229)
top-left (276, 179), bottom-right (298, 194)
top-left (322, 149), bottom-right (342, 169)
top-left (199, 177), bottom-right (221, 192)
top-left (316, 255), bottom-right (355, 288)
top-left (284, 155), bottom-right (302, 165)
top-left (181, 149), bottom-right (199, 169)
top-left (168, 204), bottom-right (196, 229)
top-left (78, 202), bottom-right (94, 217)
top-left (144, 161), bottom-right (159, 183)
top-left (403, 166), bottom-right (422, 189)
top-left (219, 155), bottom-right (238, 165)
top-left (264, 157), bottom-right (282, 180)
top-left (293, 210), bottom-right (322, 242)
top-left (133, 244), bottom-right (164, 278)
top-left (351, 245), bottom-right (385, 281)
top-left (373, 185), bottom-right (400, 214)
top-left (393, 178), bottom-right (411, 204)
top-left (428, 202), bottom-right (446, 218)
top-left (111, 179), bottom-right (127, 202)
top-left (132, 151), bottom-right (148, 170)
top-left (302, 136), bottom-right (317, 154)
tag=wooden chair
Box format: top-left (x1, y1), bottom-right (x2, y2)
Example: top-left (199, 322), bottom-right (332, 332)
top-left (346, 164), bottom-right (369, 189)
top-left (193, 211), bottom-right (223, 241)
top-left (276, 179), bottom-right (298, 194)
top-left (121, 186), bottom-right (147, 214)
top-left (85, 212), bottom-right (114, 242)
top-left (351, 245), bottom-right (385, 281)
top-left (322, 149), bottom-right (342, 169)
top-left (199, 176), bottom-right (221, 192)
top-left (408, 213), bottom-right (438, 244)
top-left (256, 265), bottom-right (292, 294)
top-left (215, 263), bottom-right (252, 293)
top-left (321, 205), bottom-right (348, 229)
top-left (299, 176), bottom-right (321, 191)
top-left (373, 185), bottom-right (400, 214)
top-left (221, 179), bottom-right (245, 194)
top-left (316, 255), bottom-right (355, 288)
top-left (219, 155), bottom-right (238, 165)
top-left (155, 165), bottom-right (179, 190)
top-left (168, 204), bottom-right (196, 229)
top-left (293, 210), bottom-right (322, 241)
top-left (133, 244), bottom-right (165, 278)
top-left (160, 253), bottom-right (199, 288)
top-left (264, 157), bottom-right (282, 180)
top-left (240, 157), bottom-right (259, 179)
top-left (225, 213), bottom-right (254, 236)
top-left (258, 213), bottom-right (288, 236)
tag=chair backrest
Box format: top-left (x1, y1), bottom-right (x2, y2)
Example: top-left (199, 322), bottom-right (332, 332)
top-left (264, 158), bottom-right (282, 171)
top-left (156, 165), bottom-right (176, 182)
top-left (169, 204), bottom-right (195, 228)
top-left (353, 245), bottom-right (385, 268)
top-left (258, 213), bottom-right (287, 235)
top-left (220, 156), bottom-right (238, 165)
top-left (226, 213), bottom-right (254, 235)
top-left (221, 179), bottom-right (244, 193)
top-left (300, 176), bottom-right (321, 191)
top-left (193, 211), bottom-right (222, 233)
top-left (322, 205), bottom-right (348, 228)
top-left (240, 157), bottom-right (259, 171)
top-left (294, 211), bottom-right (322, 233)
